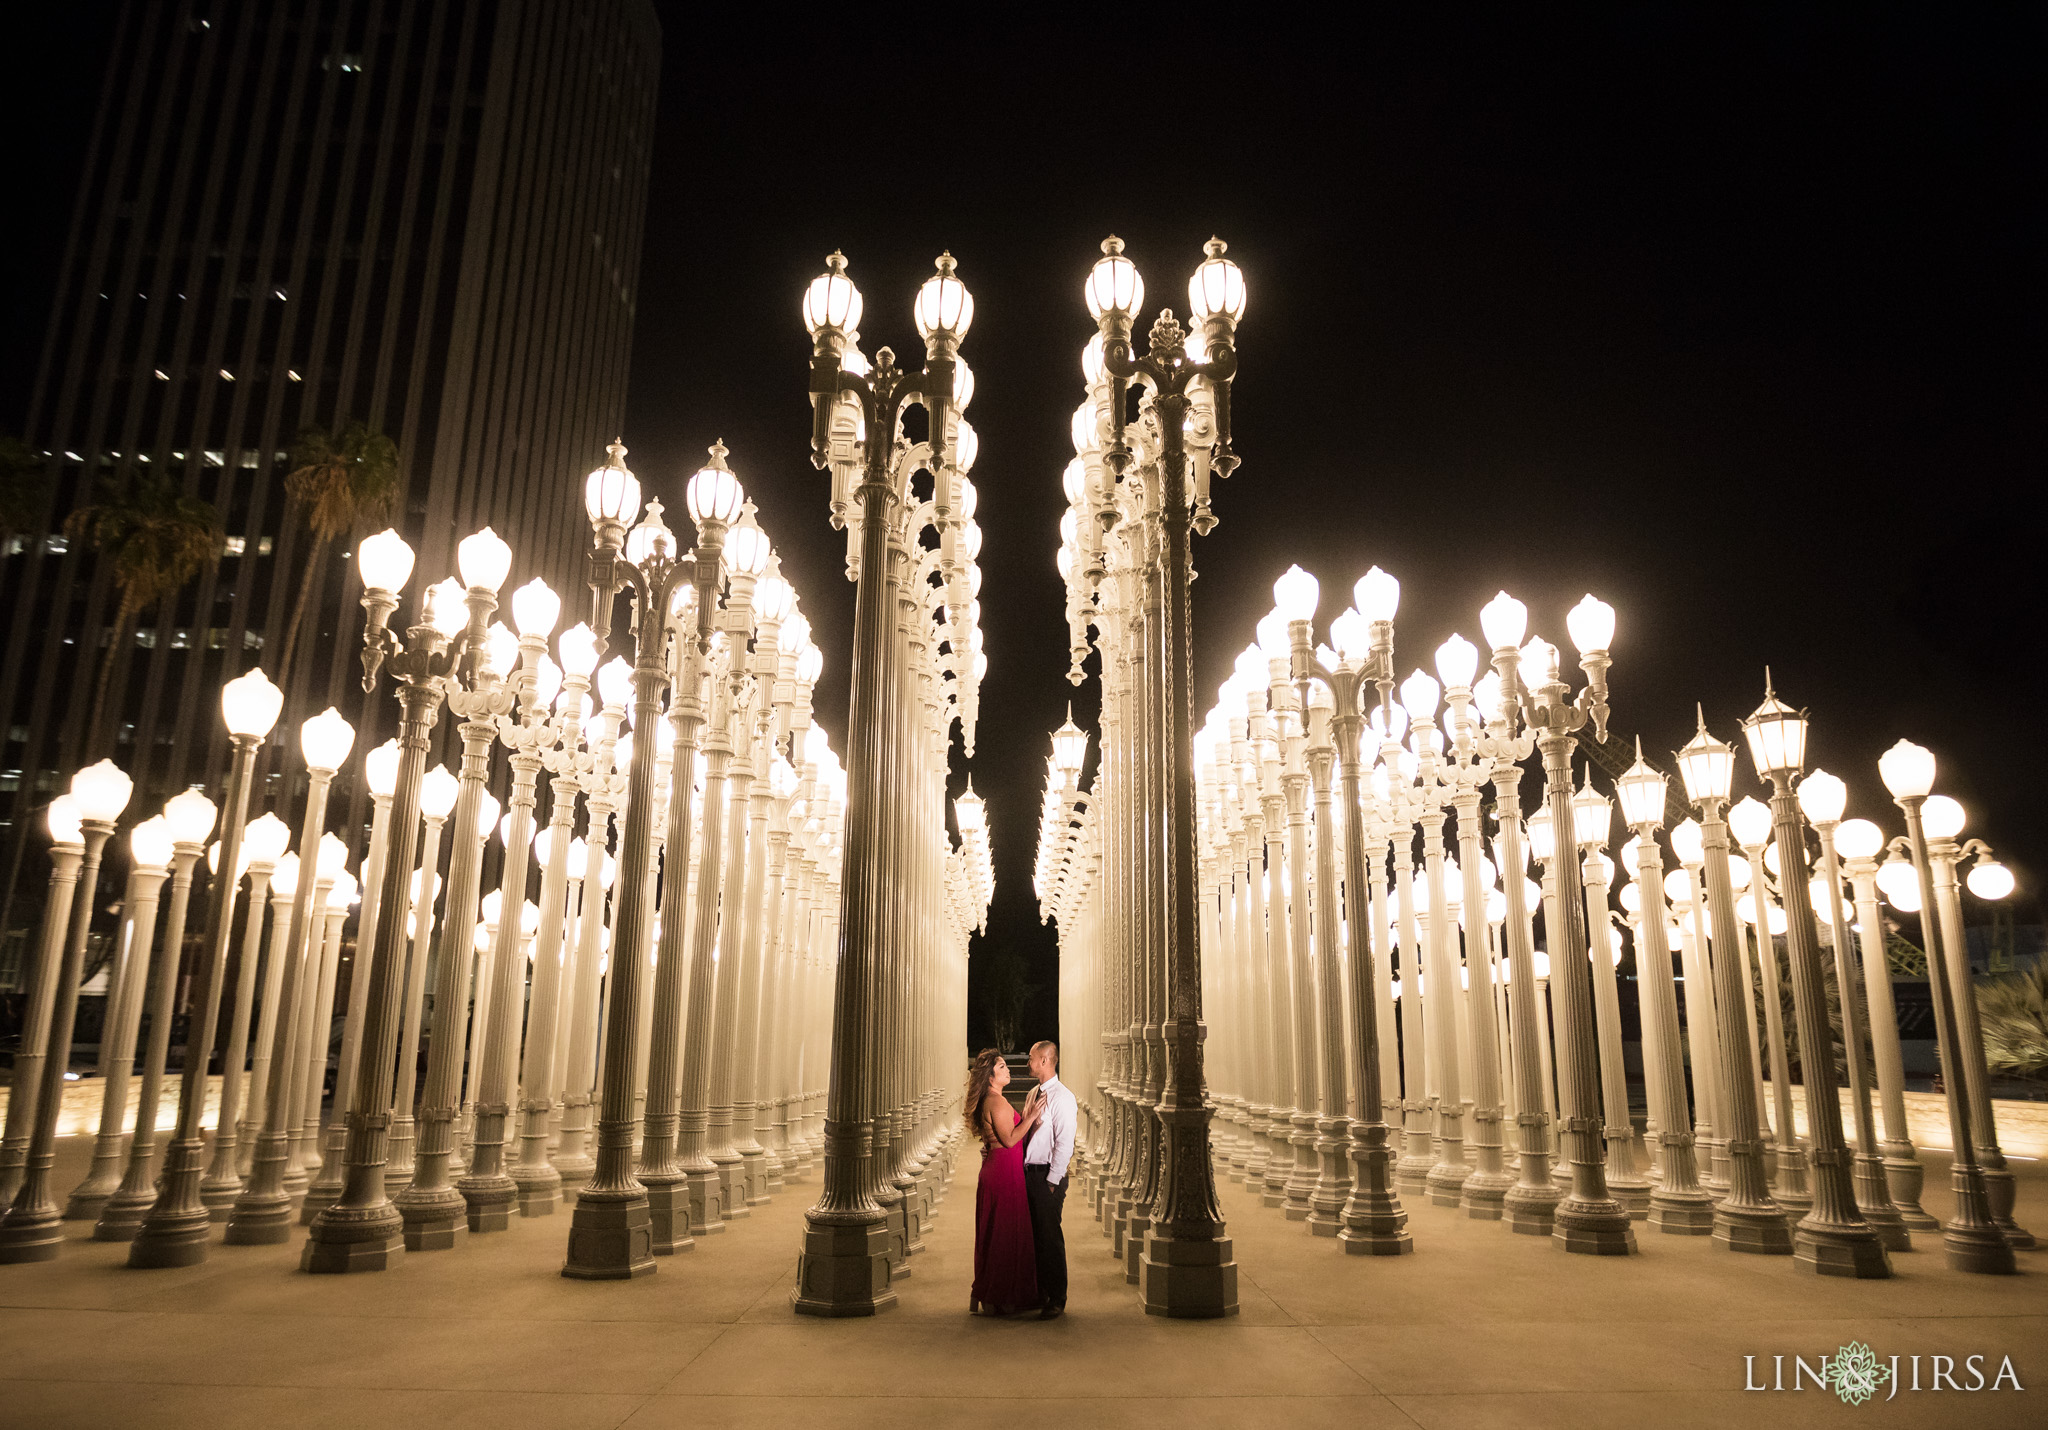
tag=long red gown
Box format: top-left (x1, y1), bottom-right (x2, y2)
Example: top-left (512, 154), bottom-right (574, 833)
top-left (972, 1098), bottom-right (1039, 1313)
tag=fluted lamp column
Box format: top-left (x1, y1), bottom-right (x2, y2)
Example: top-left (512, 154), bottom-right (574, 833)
top-left (0, 801), bottom-right (87, 1208)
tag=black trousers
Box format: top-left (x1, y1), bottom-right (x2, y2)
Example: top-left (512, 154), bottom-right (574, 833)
top-left (1023, 1163), bottom-right (1067, 1308)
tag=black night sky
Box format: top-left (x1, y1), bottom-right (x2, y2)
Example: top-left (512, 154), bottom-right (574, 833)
top-left (5, 9), bottom-right (2042, 1049)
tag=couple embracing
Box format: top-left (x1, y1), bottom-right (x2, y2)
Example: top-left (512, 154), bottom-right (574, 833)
top-left (967, 1040), bottom-right (1074, 1320)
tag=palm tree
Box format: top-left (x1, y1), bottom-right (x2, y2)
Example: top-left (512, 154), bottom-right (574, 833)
top-left (274, 420), bottom-right (401, 690)
top-left (0, 432), bottom-right (47, 554)
top-left (64, 470), bottom-right (222, 754)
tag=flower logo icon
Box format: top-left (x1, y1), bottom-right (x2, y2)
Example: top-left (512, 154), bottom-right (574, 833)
top-left (1827, 1342), bottom-right (1891, 1405)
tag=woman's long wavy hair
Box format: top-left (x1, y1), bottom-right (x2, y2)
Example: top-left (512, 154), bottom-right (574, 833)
top-left (964, 1047), bottom-right (1004, 1145)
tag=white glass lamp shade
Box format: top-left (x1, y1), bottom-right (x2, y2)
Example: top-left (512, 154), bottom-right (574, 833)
top-left (532, 656), bottom-right (563, 709)
top-left (803, 724), bottom-right (831, 768)
top-left (566, 837), bottom-right (589, 872)
top-left (70, 759), bottom-right (134, 822)
top-left (597, 657), bottom-right (633, 710)
top-left (129, 815), bottom-right (174, 870)
top-left (1833, 817), bottom-right (1883, 861)
top-left (1921, 794), bottom-right (1965, 841)
top-left (1741, 687), bottom-right (1807, 778)
top-left (356, 528), bottom-right (415, 595)
top-left (914, 261), bottom-right (974, 340)
top-left (511, 578), bottom-right (561, 638)
top-left (1726, 796), bottom-right (1772, 850)
top-left (1480, 591), bottom-right (1528, 651)
top-left (220, 667), bottom-right (284, 738)
top-left (457, 527), bottom-right (512, 594)
top-left (1062, 457), bottom-right (1086, 506)
top-left (1434, 634), bottom-right (1478, 691)
top-left (1273, 564), bottom-right (1320, 622)
top-left (1618, 881), bottom-right (1643, 914)
top-left (1669, 817), bottom-right (1705, 866)
top-left (316, 830), bottom-right (349, 878)
top-left (556, 622), bottom-right (600, 678)
top-left (1070, 401), bottom-right (1100, 455)
top-left (1354, 565), bottom-right (1400, 623)
top-left (330, 869), bottom-right (359, 908)
top-left (270, 853), bottom-right (301, 899)
top-left (1080, 334), bottom-right (1106, 386)
top-left (796, 643), bottom-right (824, 686)
top-left (1725, 853), bottom-right (1752, 891)
top-left (1796, 769), bottom-right (1847, 826)
top-left (1326, 609), bottom-right (1367, 664)
top-left (1967, 859), bottom-right (2015, 901)
top-left (1615, 752), bottom-right (1667, 829)
top-left (955, 419), bottom-right (979, 473)
top-left (1188, 242), bottom-right (1247, 323)
top-left (1565, 595), bottom-right (1616, 655)
top-left (162, 788), bottom-right (219, 846)
top-left (484, 622), bottom-right (519, 679)
top-left (725, 519), bottom-right (771, 578)
top-left (782, 611), bottom-right (812, 654)
top-left (802, 256), bottom-right (863, 335)
top-left (1520, 637), bottom-right (1561, 684)
top-left (1232, 645), bottom-right (1267, 695)
top-left (1254, 610), bottom-right (1289, 664)
top-left (1400, 669), bottom-right (1440, 722)
top-left (1052, 713), bottom-right (1088, 775)
top-left (298, 707), bottom-right (356, 773)
top-left (1526, 806), bottom-right (1556, 862)
top-left (1473, 671), bottom-right (1504, 723)
top-left (479, 888), bottom-right (503, 928)
top-left (1369, 700), bottom-right (1409, 744)
top-left (420, 766), bottom-right (461, 821)
top-left (770, 757), bottom-right (800, 800)
top-left (46, 794), bottom-right (83, 847)
top-left (686, 450), bottom-right (744, 527)
top-left (244, 812), bottom-right (292, 865)
top-left (1532, 951), bottom-right (1552, 980)
top-left (1663, 868), bottom-right (1692, 906)
top-left (584, 456), bottom-right (642, 528)
top-left (425, 579), bottom-right (469, 638)
top-left (1875, 853), bottom-right (1920, 910)
top-left (475, 791), bottom-right (500, 840)
top-left (1573, 785), bottom-right (1612, 847)
top-left (364, 739), bottom-right (401, 799)
top-left (754, 575), bottom-right (795, 625)
top-left (952, 355), bottom-right (976, 409)
top-left (1085, 246), bottom-right (1143, 320)
top-left (1676, 720), bottom-right (1735, 804)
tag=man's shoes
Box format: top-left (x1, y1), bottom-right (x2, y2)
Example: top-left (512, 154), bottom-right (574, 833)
top-left (1038, 1302), bottom-right (1064, 1320)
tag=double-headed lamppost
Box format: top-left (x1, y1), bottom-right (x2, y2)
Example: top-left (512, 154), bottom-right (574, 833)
top-left (794, 251), bottom-right (972, 1315)
top-left (1877, 739), bottom-right (2015, 1275)
top-left (1738, 683), bottom-right (1890, 1277)
top-left (1477, 593), bottom-right (1635, 1256)
top-left (130, 669), bottom-right (285, 1267)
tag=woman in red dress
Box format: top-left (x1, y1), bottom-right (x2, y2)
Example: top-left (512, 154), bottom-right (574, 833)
top-left (967, 1048), bottom-right (1042, 1315)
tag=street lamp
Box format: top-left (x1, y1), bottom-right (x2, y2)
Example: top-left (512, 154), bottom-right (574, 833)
top-left (1739, 680), bottom-right (1890, 1278)
top-left (0, 797), bottom-right (87, 1209)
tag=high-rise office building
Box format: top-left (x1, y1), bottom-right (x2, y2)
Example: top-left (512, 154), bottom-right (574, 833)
top-left (0, 0), bottom-right (660, 955)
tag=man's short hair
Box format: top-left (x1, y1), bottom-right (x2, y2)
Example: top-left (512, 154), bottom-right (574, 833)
top-left (1030, 1040), bottom-right (1058, 1066)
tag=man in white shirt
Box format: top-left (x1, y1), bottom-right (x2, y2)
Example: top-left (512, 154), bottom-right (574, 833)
top-left (1022, 1039), bottom-right (1076, 1319)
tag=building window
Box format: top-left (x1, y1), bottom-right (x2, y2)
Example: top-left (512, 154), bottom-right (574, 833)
top-left (42, 536), bottom-right (68, 555)
top-left (244, 631), bottom-right (264, 650)
top-left (224, 536), bottom-right (246, 556)
top-left (135, 630), bottom-right (155, 649)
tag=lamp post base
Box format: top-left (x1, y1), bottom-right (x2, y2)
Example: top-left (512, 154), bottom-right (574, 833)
top-left (1503, 1181), bottom-right (1560, 1236)
top-left (302, 1205), bottom-right (406, 1273)
top-left (1941, 1223), bottom-right (2017, 1275)
top-left (562, 1189), bottom-right (655, 1279)
top-left (1553, 1200), bottom-right (1638, 1256)
top-left (1882, 1151), bottom-right (1938, 1229)
top-left (1712, 1202), bottom-right (1794, 1255)
top-left (1458, 1169), bottom-right (1515, 1220)
top-left (393, 1186), bottom-right (466, 1251)
top-left (1123, 1211), bottom-right (1151, 1282)
top-left (683, 1166), bottom-right (725, 1236)
top-left (0, 1211), bottom-right (63, 1263)
top-left (1140, 1231), bottom-right (1239, 1318)
top-left (1425, 1158), bottom-right (1472, 1208)
top-left (1607, 1173), bottom-right (1654, 1219)
top-left (513, 1165), bottom-right (562, 1217)
top-left (640, 1176), bottom-right (696, 1254)
top-left (223, 1192), bottom-right (297, 1245)
top-left (457, 1172), bottom-right (517, 1233)
top-left (1647, 1189), bottom-right (1717, 1234)
top-left (92, 1189), bottom-right (156, 1241)
top-left (1793, 1223), bottom-right (1893, 1278)
top-left (791, 1213), bottom-right (896, 1316)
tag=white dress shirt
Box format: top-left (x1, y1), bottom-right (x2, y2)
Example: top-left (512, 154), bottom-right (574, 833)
top-left (1022, 1072), bottom-right (1076, 1185)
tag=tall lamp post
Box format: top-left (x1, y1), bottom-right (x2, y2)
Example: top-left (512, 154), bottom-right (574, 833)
top-left (1739, 684), bottom-right (1890, 1277)
top-left (0, 797), bottom-right (86, 1208)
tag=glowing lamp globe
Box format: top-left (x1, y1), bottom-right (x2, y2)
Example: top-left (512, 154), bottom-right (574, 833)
top-left (685, 444), bottom-right (744, 527)
top-left (244, 812), bottom-right (291, 866)
top-left (271, 853), bottom-right (301, 899)
top-left (1618, 881), bottom-right (1643, 914)
top-left (1727, 796), bottom-right (1773, 850)
top-left (1187, 239), bottom-right (1247, 323)
top-left (754, 575), bottom-right (795, 625)
top-left (483, 621), bottom-right (519, 677)
top-left (331, 869), bottom-right (359, 908)
top-left (597, 657), bottom-right (633, 710)
top-left (1434, 634), bottom-right (1478, 691)
top-left (953, 355), bottom-right (976, 409)
top-left (1273, 565), bottom-right (1319, 623)
top-left (1071, 401), bottom-right (1100, 455)
top-left (956, 419), bottom-right (980, 474)
top-left (1085, 239), bottom-right (1143, 320)
top-left (1669, 817), bottom-right (1705, 866)
top-left (913, 255), bottom-right (974, 341)
top-left (356, 528), bottom-right (415, 595)
top-left (783, 611), bottom-right (812, 653)
top-left (584, 448), bottom-right (642, 529)
top-left (1797, 769), bottom-right (1847, 826)
top-left (1480, 591), bottom-right (1528, 652)
top-left (1052, 712), bottom-right (1088, 775)
top-left (71, 760), bottom-right (134, 823)
top-left (532, 656), bottom-right (563, 709)
top-left (1615, 749), bottom-right (1668, 830)
top-left (1400, 669), bottom-right (1440, 722)
top-left (1566, 595), bottom-right (1616, 655)
top-left (421, 766), bottom-right (461, 821)
top-left (801, 253), bottom-right (862, 336)
top-left (1663, 869), bottom-right (1692, 906)
top-left (725, 518), bottom-right (772, 579)
top-left (1922, 795), bottom-right (1965, 841)
top-left (1354, 565), bottom-right (1400, 624)
top-left (314, 831), bottom-right (349, 880)
top-left (1879, 739), bottom-right (1935, 800)
top-left (1833, 818), bottom-right (1884, 862)
top-left (162, 789), bottom-right (218, 848)
top-left (1520, 636), bottom-right (1561, 685)
top-left (1326, 609), bottom-right (1367, 663)
top-left (1741, 684), bottom-right (1807, 778)
top-left (511, 578), bottom-right (561, 639)
top-left (1676, 717), bottom-right (1735, 805)
top-left (456, 526), bottom-right (512, 595)
top-left (1968, 859), bottom-right (2015, 901)
top-left (424, 579), bottom-right (469, 638)
top-left (556, 623), bottom-right (600, 679)
top-left (796, 643), bottom-right (823, 686)
top-left (1875, 853), bottom-right (1920, 911)
top-left (221, 668), bottom-right (284, 739)
top-left (476, 791), bottom-right (501, 839)
top-left (1572, 784), bottom-right (1612, 847)
top-left (299, 707), bottom-right (357, 773)
top-left (46, 794), bottom-right (83, 847)
top-left (1526, 807), bottom-right (1556, 863)
top-left (128, 816), bottom-right (174, 870)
